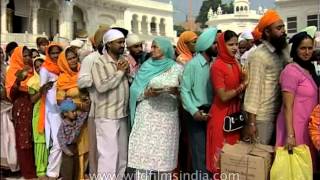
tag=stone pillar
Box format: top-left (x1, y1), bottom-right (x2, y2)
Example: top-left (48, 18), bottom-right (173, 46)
top-left (146, 17), bottom-right (151, 35)
top-left (137, 16), bottom-right (142, 34)
top-left (32, 0), bottom-right (40, 35)
top-left (1, 0), bottom-right (9, 33)
top-left (165, 17), bottom-right (174, 38)
top-left (59, 1), bottom-right (74, 40)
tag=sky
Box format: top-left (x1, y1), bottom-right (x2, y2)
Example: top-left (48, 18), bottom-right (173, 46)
top-left (156, 0), bottom-right (276, 23)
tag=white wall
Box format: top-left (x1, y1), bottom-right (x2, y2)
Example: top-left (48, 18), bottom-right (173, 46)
top-left (276, 0), bottom-right (319, 36)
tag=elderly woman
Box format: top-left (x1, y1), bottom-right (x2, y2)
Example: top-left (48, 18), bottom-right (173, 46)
top-left (56, 46), bottom-right (90, 180)
top-left (176, 31), bottom-right (198, 65)
top-left (5, 46), bottom-right (37, 179)
top-left (128, 37), bottom-right (183, 179)
top-left (276, 32), bottom-right (320, 170)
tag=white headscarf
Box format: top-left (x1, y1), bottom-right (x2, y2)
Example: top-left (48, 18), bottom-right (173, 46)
top-left (240, 30), bottom-right (254, 40)
top-left (103, 29), bottom-right (125, 45)
top-left (70, 39), bottom-right (84, 48)
top-left (126, 33), bottom-right (143, 47)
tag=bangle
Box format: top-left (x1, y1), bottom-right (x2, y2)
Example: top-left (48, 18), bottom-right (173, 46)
top-left (288, 134), bottom-right (295, 138)
top-left (248, 122), bottom-right (255, 126)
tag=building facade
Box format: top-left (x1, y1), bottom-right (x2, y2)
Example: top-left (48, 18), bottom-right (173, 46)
top-left (275, 0), bottom-right (319, 37)
top-left (0, 0), bottom-right (175, 46)
top-left (206, 0), bottom-right (264, 34)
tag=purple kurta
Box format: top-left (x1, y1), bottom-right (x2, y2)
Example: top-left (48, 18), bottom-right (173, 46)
top-left (276, 63), bottom-right (317, 168)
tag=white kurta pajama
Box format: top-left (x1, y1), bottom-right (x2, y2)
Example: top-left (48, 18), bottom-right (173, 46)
top-left (40, 67), bottom-right (62, 178)
top-left (91, 53), bottom-right (129, 180)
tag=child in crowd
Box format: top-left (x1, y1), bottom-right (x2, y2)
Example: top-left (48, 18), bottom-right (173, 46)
top-left (57, 99), bottom-right (88, 180)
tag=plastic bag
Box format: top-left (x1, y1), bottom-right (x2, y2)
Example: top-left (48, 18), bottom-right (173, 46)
top-left (270, 145), bottom-right (312, 180)
top-left (309, 104), bottom-right (320, 150)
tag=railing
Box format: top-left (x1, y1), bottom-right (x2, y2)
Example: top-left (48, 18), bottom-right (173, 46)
top-left (0, 32), bottom-right (47, 48)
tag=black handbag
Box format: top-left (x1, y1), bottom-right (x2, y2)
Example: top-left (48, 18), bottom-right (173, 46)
top-left (223, 102), bottom-right (245, 132)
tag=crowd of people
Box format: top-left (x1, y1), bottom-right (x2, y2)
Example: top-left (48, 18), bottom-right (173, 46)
top-left (1, 9), bottom-right (320, 180)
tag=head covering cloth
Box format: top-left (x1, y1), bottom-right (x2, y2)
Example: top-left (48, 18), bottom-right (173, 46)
top-left (195, 27), bottom-right (218, 52)
top-left (129, 37), bottom-right (175, 126)
top-left (176, 31), bottom-right (198, 61)
top-left (5, 46), bottom-right (33, 99)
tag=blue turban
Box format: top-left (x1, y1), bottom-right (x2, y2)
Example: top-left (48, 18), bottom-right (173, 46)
top-left (59, 99), bottom-right (77, 113)
top-left (195, 27), bottom-right (218, 52)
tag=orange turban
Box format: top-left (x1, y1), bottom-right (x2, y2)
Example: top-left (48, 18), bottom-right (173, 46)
top-left (252, 26), bottom-right (262, 41)
top-left (257, 10), bottom-right (282, 33)
top-left (176, 31), bottom-right (198, 62)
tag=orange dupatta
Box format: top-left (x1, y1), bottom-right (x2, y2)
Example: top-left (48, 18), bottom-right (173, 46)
top-left (5, 46), bottom-right (33, 100)
top-left (56, 47), bottom-right (80, 90)
top-left (38, 43), bottom-right (62, 133)
top-left (176, 31), bottom-right (198, 63)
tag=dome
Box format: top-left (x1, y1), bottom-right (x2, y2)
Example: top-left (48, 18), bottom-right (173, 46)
top-left (234, 0), bottom-right (250, 13)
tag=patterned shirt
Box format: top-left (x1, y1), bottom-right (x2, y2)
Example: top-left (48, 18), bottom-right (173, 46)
top-left (244, 40), bottom-right (290, 122)
top-left (57, 112), bottom-right (88, 153)
top-left (91, 53), bottom-right (129, 119)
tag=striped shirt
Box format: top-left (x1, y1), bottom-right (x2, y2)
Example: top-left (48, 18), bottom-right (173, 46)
top-left (244, 40), bottom-right (290, 122)
top-left (91, 53), bottom-right (129, 119)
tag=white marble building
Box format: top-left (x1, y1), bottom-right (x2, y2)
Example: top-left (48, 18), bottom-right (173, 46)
top-left (206, 0), bottom-right (264, 34)
top-left (0, 0), bottom-right (175, 47)
top-left (275, 0), bottom-right (319, 37)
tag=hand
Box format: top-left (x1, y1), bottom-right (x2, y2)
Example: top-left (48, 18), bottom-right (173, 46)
top-left (117, 59), bottom-right (129, 72)
top-left (15, 69), bottom-right (28, 81)
top-left (81, 99), bottom-right (91, 112)
top-left (193, 110), bottom-right (208, 122)
top-left (63, 148), bottom-right (74, 156)
top-left (144, 88), bottom-right (160, 97)
top-left (243, 123), bottom-right (257, 142)
top-left (40, 82), bottom-right (54, 95)
top-left (241, 67), bottom-right (249, 86)
top-left (286, 136), bottom-right (296, 152)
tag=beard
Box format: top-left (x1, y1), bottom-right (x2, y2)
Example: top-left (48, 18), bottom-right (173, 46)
top-left (269, 34), bottom-right (288, 55)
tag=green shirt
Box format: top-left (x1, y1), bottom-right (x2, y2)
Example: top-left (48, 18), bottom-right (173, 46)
top-left (180, 53), bottom-right (213, 116)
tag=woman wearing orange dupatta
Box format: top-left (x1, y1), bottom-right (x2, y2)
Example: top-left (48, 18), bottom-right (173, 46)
top-left (56, 46), bottom-right (90, 180)
top-left (176, 31), bottom-right (198, 65)
top-left (5, 46), bottom-right (37, 179)
top-left (39, 43), bottom-right (63, 179)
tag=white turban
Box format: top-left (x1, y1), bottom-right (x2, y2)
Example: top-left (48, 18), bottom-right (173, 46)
top-left (70, 39), bottom-right (84, 48)
top-left (103, 29), bottom-right (124, 44)
top-left (126, 34), bottom-right (143, 47)
top-left (240, 30), bottom-right (254, 40)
